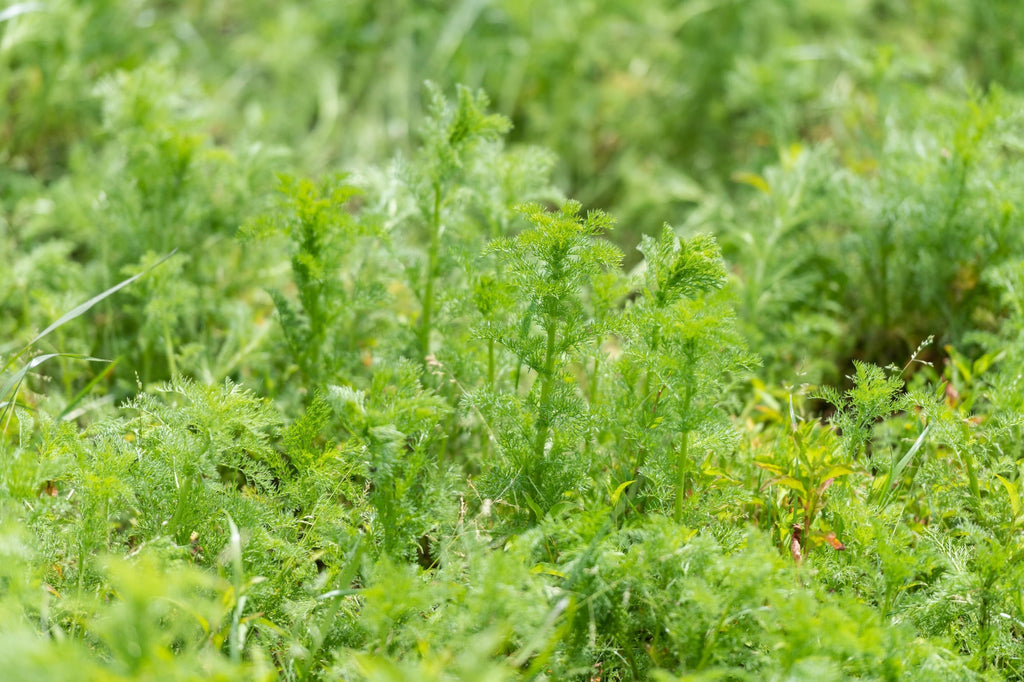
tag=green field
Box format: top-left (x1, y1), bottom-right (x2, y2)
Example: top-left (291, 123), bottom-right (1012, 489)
top-left (4, 2), bottom-right (1024, 679)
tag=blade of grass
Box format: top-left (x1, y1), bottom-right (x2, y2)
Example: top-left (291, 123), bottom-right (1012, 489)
top-left (1, 250), bottom-right (176, 432)
top-left (57, 359), bottom-right (120, 422)
top-left (1, 249), bottom-right (177, 374)
top-left (1, 353), bottom-right (112, 431)
top-left (225, 513), bottom-right (251, 666)
top-left (876, 422), bottom-right (931, 508)
top-left (0, 3), bottom-right (45, 24)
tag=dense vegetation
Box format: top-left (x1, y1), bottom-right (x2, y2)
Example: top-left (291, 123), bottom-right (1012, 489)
top-left (4, 1), bottom-right (1024, 679)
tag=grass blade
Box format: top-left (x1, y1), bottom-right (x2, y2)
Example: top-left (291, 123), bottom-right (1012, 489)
top-left (1, 353), bottom-right (111, 431)
top-left (2, 249), bottom-right (177, 374)
top-left (876, 422), bottom-right (932, 508)
top-left (57, 359), bottom-right (120, 422)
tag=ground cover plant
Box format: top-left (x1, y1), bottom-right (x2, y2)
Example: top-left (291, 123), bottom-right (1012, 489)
top-left (4, 1), bottom-right (1024, 680)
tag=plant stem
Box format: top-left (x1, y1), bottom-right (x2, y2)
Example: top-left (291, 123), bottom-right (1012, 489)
top-left (585, 352), bottom-right (600, 458)
top-left (482, 337), bottom-right (495, 459)
top-left (674, 351), bottom-right (695, 523)
top-left (487, 338), bottom-right (496, 390)
top-left (674, 429), bottom-right (690, 523)
top-left (533, 315), bottom-right (559, 460)
top-left (419, 183), bottom-right (442, 362)
top-left (168, 472), bottom-right (194, 544)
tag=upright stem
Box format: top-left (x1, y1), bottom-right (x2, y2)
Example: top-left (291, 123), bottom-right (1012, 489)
top-left (588, 353), bottom-right (600, 407)
top-left (487, 338), bottom-right (496, 391)
top-left (168, 472), bottom-right (194, 545)
top-left (533, 315), bottom-right (559, 459)
top-left (674, 368), bottom-right (695, 523)
top-left (674, 429), bottom-right (690, 523)
top-left (482, 338), bottom-right (495, 459)
top-left (961, 447), bottom-right (981, 505)
top-left (585, 352), bottom-right (600, 457)
top-left (419, 184), bottom-right (442, 362)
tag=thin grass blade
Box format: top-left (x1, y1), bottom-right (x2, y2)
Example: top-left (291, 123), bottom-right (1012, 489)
top-left (2, 249), bottom-right (177, 374)
top-left (0, 353), bottom-right (112, 428)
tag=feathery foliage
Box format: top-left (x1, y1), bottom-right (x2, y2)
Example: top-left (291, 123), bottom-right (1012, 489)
top-left (7, 4), bottom-right (1024, 679)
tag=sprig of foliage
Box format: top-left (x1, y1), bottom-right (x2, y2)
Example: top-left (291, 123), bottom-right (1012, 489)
top-left (471, 200), bottom-right (621, 522)
top-left (327, 360), bottom-right (454, 558)
top-left (412, 83), bottom-right (512, 363)
top-left (623, 227), bottom-right (754, 521)
top-left (242, 174), bottom-right (382, 389)
top-left (815, 360), bottom-right (908, 460)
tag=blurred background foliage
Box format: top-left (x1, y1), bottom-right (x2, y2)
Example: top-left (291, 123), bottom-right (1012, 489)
top-left (4, 0), bottom-right (1024, 393)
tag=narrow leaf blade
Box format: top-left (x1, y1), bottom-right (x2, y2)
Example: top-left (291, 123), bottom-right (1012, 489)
top-left (3, 249), bottom-right (177, 373)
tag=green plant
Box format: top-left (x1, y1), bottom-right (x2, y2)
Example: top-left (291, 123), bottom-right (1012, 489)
top-left (754, 412), bottom-right (852, 562)
top-left (1, 252), bottom-right (175, 432)
top-left (474, 200), bottom-right (621, 522)
top-left (410, 84), bottom-right (512, 364)
top-left (327, 362), bottom-right (454, 559)
top-left (720, 87), bottom-right (1024, 382)
top-left (619, 227), bottom-right (753, 522)
top-left (242, 174), bottom-right (383, 389)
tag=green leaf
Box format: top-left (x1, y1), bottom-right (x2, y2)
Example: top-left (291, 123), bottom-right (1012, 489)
top-left (996, 474), bottom-right (1021, 518)
top-left (771, 476), bottom-right (807, 496)
top-left (610, 479), bottom-right (635, 507)
top-left (819, 465), bottom-right (854, 481)
top-left (1, 353), bottom-right (111, 428)
top-left (3, 249), bottom-right (177, 374)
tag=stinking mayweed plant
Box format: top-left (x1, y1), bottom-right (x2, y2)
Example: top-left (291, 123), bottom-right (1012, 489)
top-left (4, 77), bottom-right (1023, 682)
top-left (472, 199), bottom-right (621, 523)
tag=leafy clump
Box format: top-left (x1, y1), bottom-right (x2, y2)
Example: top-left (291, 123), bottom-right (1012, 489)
top-left (474, 200), bottom-right (621, 521)
top-left (242, 174), bottom-right (383, 389)
top-left (620, 227), bottom-right (754, 521)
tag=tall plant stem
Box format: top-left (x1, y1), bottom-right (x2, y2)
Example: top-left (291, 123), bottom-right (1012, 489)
top-left (482, 338), bottom-right (495, 459)
top-left (674, 376), bottom-right (694, 523)
top-left (533, 316), bottom-right (559, 459)
top-left (419, 183), bottom-right (442, 362)
top-left (487, 338), bottom-right (496, 390)
top-left (585, 352), bottom-right (600, 457)
top-left (168, 472), bottom-right (194, 544)
top-left (588, 353), bottom-right (600, 407)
